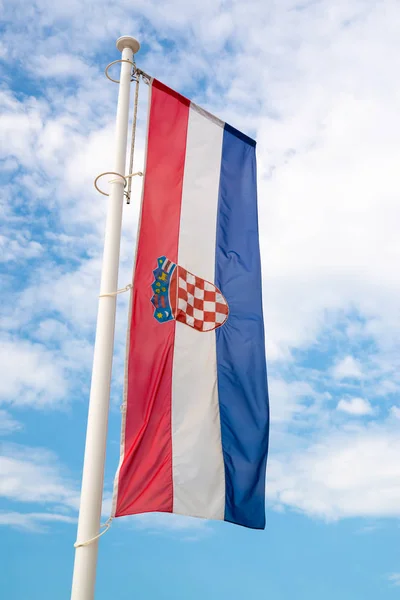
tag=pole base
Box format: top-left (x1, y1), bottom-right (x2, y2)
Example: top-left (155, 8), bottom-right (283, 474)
top-left (116, 36), bottom-right (140, 54)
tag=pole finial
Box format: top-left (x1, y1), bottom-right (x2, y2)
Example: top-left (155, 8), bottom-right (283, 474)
top-left (116, 36), bottom-right (140, 54)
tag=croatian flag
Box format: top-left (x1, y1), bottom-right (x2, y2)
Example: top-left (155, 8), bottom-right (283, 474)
top-left (112, 79), bottom-right (269, 529)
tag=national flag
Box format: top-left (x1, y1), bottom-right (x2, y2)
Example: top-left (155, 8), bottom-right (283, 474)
top-left (112, 79), bottom-right (269, 529)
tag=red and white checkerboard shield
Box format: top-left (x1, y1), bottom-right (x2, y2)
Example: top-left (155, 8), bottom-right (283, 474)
top-left (170, 265), bottom-right (229, 332)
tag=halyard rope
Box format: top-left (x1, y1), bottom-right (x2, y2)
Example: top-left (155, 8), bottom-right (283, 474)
top-left (74, 517), bottom-right (113, 548)
top-left (126, 73), bottom-right (140, 204)
top-left (99, 284), bottom-right (132, 298)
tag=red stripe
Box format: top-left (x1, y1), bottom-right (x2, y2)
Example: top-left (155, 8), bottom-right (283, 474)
top-left (115, 80), bottom-right (189, 517)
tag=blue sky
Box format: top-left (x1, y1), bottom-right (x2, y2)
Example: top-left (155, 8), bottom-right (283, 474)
top-left (1, 1), bottom-right (400, 598)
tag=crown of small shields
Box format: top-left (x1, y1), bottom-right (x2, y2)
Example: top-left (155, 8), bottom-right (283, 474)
top-left (151, 256), bottom-right (229, 333)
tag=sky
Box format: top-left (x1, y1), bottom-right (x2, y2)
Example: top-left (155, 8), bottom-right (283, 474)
top-left (1, 0), bottom-right (400, 598)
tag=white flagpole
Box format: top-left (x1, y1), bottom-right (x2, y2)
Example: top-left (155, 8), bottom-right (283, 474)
top-left (71, 35), bottom-right (140, 600)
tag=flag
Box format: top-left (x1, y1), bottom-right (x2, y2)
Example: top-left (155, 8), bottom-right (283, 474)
top-left (112, 79), bottom-right (269, 529)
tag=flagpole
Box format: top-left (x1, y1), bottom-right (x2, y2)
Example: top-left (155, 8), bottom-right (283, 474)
top-left (71, 35), bottom-right (140, 600)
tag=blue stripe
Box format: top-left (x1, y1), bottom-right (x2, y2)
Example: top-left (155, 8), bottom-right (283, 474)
top-left (224, 123), bottom-right (256, 147)
top-left (215, 125), bottom-right (269, 529)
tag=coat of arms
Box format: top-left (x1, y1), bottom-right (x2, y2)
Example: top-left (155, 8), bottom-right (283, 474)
top-left (151, 256), bottom-right (229, 332)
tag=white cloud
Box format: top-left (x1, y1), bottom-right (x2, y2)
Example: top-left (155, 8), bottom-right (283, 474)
top-left (0, 444), bottom-right (79, 509)
top-left (0, 232), bottom-right (43, 263)
top-left (332, 356), bottom-right (364, 380)
top-left (388, 573), bottom-right (400, 587)
top-left (0, 410), bottom-right (22, 434)
top-left (268, 377), bottom-right (329, 424)
top-left (268, 423), bottom-right (400, 520)
top-left (0, 90), bottom-right (47, 168)
top-left (0, 40), bottom-right (7, 59)
top-left (30, 53), bottom-right (93, 79)
top-left (0, 511), bottom-right (76, 532)
top-left (0, 337), bottom-right (68, 407)
top-left (390, 406), bottom-right (400, 420)
top-left (337, 397), bottom-right (373, 416)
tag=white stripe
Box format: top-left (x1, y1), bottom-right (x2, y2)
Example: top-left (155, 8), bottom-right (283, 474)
top-left (190, 102), bottom-right (224, 128)
top-left (171, 105), bottom-right (225, 520)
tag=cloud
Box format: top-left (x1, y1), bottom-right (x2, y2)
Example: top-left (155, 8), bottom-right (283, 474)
top-left (337, 397), bottom-right (373, 416)
top-left (388, 573), bottom-right (400, 587)
top-left (0, 410), bottom-right (23, 435)
top-left (390, 406), bottom-right (400, 420)
top-left (267, 422), bottom-right (400, 520)
top-left (0, 233), bottom-right (43, 263)
top-left (0, 511), bottom-right (76, 532)
top-left (29, 53), bottom-right (94, 79)
top-left (0, 337), bottom-right (68, 407)
top-left (0, 90), bottom-right (46, 168)
top-left (0, 444), bottom-right (80, 509)
top-left (332, 356), bottom-right (364, 380)
top-left (268, 377), bottom-right (330, 424)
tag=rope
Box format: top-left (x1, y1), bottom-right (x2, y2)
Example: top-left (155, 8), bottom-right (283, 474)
top-left (74, 517), bottom-right (113, 548)
top-left (99, 283), bottom-right (132, 298)
top-left (126, 171), bottom-right (143, 179)
top-left (126, 75), bottom-right (140, 204)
